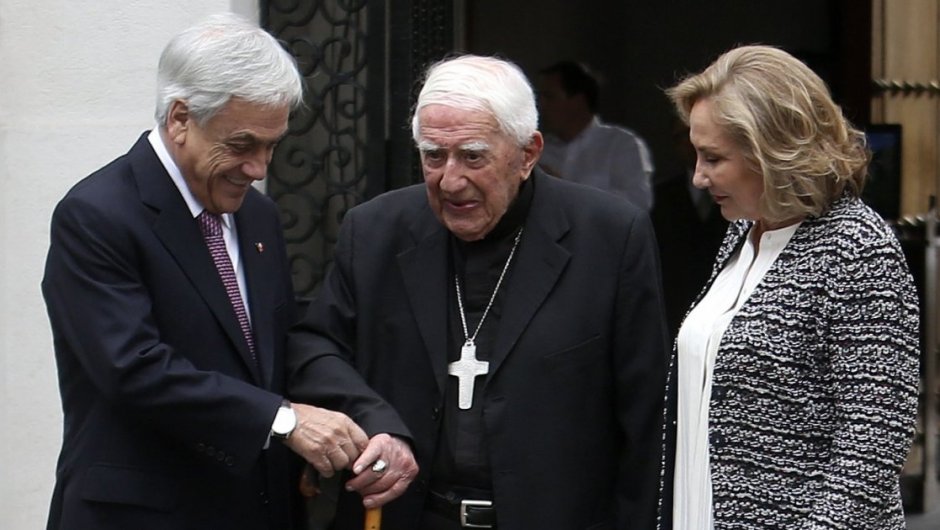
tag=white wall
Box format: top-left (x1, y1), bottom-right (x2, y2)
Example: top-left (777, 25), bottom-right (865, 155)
top-left (0, 1), bottom-right (258, 527)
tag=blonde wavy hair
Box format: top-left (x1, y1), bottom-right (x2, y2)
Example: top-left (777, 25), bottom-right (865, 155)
top-left (666, 45), bottom-right (868, 223)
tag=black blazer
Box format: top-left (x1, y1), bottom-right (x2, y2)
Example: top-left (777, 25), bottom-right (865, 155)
top-left (288, 170), bottom-right (670, 530)
top-left (650, 171), bottom-right (728, 340)
top-left (42, 133), bottom-right (301, 530)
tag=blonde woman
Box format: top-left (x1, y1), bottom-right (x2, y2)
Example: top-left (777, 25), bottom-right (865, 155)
top-left (659, 45), bottom-right (919, 529)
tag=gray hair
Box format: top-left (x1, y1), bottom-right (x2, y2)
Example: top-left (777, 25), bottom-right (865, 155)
top-left (411, 55), bottom-right (538, 146)
top-left (155, 13), bottom-right (304, 127)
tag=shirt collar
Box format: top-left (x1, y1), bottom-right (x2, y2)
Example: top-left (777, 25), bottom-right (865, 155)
top-left (547, 115), bottom-right (602, 148)
top-left (485, 172), bottom-right (534, 241)
top-left (572, 116), bottom-right (602, 143)
top-left (147, 128), bottom-right (234, 230)
top-left (453, 171), bottom-right (535, 254)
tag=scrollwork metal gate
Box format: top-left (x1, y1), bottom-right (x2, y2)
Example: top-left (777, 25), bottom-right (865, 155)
top-left (261, 0), bottom-right (456, 298)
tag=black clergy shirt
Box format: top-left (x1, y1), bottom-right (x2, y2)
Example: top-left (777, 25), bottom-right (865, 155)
top-left (431, 176), bottom-right (534, 492)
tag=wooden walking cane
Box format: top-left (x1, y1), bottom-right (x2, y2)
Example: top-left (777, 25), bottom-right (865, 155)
top-left (364, 457), bottom-right (386, 530)
top-left (364, 507), bottom-right (382, 530)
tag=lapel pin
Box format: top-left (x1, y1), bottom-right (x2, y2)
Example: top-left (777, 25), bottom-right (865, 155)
top-left (255, 242), bottom-right (264, 253)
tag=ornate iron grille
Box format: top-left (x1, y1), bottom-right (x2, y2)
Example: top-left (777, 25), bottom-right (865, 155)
top-left (262, 0), bottom-right (455, 298)
top-left (262, 1), bottom-right (371, 297)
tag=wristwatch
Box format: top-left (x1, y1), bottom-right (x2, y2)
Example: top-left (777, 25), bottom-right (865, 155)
top-left (271, 400), bottom-right (297, 440)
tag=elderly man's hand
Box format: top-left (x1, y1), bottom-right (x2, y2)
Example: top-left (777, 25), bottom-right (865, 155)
top-left (283, 403), bottom-right (369, 477)
top-left (344, 433), bottom-right (419, 508)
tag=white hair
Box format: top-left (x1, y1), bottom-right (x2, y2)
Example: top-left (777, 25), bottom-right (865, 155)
top-left (154, 13), bottom-right (304, 126)
top-left (411, 55), bottom-right (538, 146)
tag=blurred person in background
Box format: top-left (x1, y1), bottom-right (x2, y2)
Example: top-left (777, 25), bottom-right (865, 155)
top-left (537, 60), bottom-right (655, 210)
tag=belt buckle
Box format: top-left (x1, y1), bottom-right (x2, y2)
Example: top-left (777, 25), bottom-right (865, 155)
top-left (459, 499), bottom-right (493, 528)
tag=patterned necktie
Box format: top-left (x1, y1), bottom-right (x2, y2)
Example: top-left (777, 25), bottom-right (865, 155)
top-left (197, 211), bottom-right (257, 361)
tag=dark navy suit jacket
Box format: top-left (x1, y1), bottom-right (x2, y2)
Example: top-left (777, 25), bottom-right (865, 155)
top-left (42, 133), bottom-right (301, 529)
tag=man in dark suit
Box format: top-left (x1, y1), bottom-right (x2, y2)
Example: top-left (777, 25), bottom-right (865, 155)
top-left (287, 55), bottom-right (669, 530)
top-left (651, 123), bottom-right (728, 339)
top-left (41, 14), bottom-right (414, 530)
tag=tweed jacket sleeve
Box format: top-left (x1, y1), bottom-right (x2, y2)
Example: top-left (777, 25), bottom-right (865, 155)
top-left (800, 201), bottom-right (920, 528)
top-left (678, 196), bottom-right (919, 530)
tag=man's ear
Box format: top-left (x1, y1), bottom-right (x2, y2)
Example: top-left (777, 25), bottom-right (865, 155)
top-left (166, 100), bottom-right (191, 145)
top-left (521, 131), bottom-right (544, 178)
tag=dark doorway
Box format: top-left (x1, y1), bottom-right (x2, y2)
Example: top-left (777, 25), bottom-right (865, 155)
top-left (464, 0), bottom-right (871, 186)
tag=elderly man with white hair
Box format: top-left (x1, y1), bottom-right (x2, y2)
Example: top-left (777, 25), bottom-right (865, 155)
top-left (42, 14), bottom-right (394, 530)
top-left (288, 54), bottom-right (669, 529)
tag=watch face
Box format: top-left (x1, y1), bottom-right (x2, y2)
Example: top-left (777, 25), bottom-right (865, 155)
top-left (274, 406), bottom-right (296, 437)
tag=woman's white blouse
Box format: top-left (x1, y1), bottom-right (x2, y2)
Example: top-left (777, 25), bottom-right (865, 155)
top-left (672, 221), bottom-right (800, 530)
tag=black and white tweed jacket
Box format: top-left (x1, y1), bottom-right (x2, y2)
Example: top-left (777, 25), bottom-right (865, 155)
top-left (658, 195), bottom-right (920, 529)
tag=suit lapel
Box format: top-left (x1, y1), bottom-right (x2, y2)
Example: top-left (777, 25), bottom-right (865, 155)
top-left (132, 134), bottom-right (262, 384)
top-left (398, 209), bottom-right (450, 394)
top-left (487, 175), bottom-right (570, 379)
top-left (234, 198), bottom-right (275, 388)
top-left (397, 175), bottom-right (571, 392)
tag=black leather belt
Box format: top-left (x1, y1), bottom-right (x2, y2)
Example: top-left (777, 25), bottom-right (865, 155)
top-left (427, 489), bottom-right (497, 528)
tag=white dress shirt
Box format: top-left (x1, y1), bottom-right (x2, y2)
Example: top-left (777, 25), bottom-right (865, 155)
top-left (540, 117), bottom-right (654, 210)
top-left (673, 221), bottom-right (800, 529)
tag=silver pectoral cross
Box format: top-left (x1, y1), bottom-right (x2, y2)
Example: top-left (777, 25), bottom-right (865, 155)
top-left (448, 341), bottom-right (489, 410)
